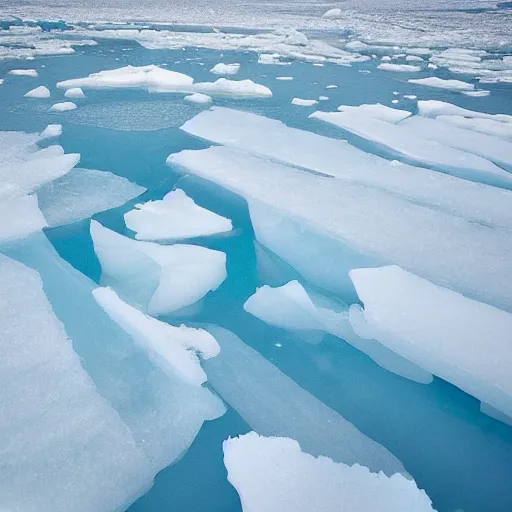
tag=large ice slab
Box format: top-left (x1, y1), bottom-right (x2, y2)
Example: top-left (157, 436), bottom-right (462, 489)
top-left (244, 280), bottom-right (431, 383)
top-left (310, 110), bottom-right (512, 188)
top-left (168, 146), bottom-right (512, 311)
top-left (177, 107), bottom-right (512, 231)
top-left (377, 63), bottom-right (421, 72)
top-left (124, 188), bottom-right (232, 241)
top-left (337, 103), bottom-right (412, 123)
top-left (193, 78), bottom-right (272, 98)
top-left (349, 265), bottom-right (512, 423)
top-left (93, 287), bottom-right (219, 386)
top-left (37, 167), bottom-right (146, 227)
top-left (408, 77), bottom-right (475, 91)
top-left (8, 68), bottom-right (38, 77)
top-left (0, 254), bottom-right (154, 512)
top-left (223, 432), bottom-right (435, 512)
top-left (203, 325), bottom-right (406, 476)
top-left (417, 100), bottom-right (512, 123)
top-left (0, 194), bottom-right (47, 241)
top-left (437, 115), bottom-right (512, 142)
top-left (90, 220), bottom-right (227, 315)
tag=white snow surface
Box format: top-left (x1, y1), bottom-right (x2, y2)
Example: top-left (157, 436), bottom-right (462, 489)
top-left (40, 124), bottom-right (62, 139)
top-left (193, 78), bottom-right (272, 98)
top-left (90, 220), bottom-right (227, 316)
top-left (408, 77), bottom-right (474, 91)
top-left (210, 63), bottom-right (240, 75)
top-left (292, 97), bottom-right (318, 106)
top-left (322, 8), bottom-right (342, 18)
top-left (337, 103), bottom-right (411, 123)
top-left (437, 115), bottom-right (512, 142)
top-left (377, 63), bottom-right (421, 72)
top-left (51, 101), bottom-right (77, 111)
top-left (24, 85), bottom-right (50, 98)
top-left (417, 100), bottom-right (512, 123)
top-left (184, 92), bottom-right (212, 104)
top-left (124, 188), bottom-right (232, 241)
top-left (223, 432), bottom-right (435, 512)
top-left (350, 265), bottom-right (512, 423)
top-left (64, 87), bottom-right (86, 98)
top-left (8, 68), bottom-right (38, 76)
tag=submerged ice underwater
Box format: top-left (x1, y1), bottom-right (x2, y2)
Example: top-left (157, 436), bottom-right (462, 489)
top-left (0, 1), bottom-right (512, 511)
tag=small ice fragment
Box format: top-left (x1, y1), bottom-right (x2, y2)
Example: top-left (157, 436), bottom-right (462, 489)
top-left (392, 91), bottom-right (399, 95)
top-left (210, 63), bottom-right (240, 75)
top-left (322, 7), bottom-right (342, 18)
top-left (377, 63), bottom-right (421, 72)
top-left (124, 188), bottom-right (232, 241)
top-left (404, 95), bottom-right (417, 100)
top-left (406, 55), bottom-right (424, 62)
top-left (51, 101), bottom-right (77, 111)
top-left (392, 99), bottom-right (399, 104)
top-left (319, 95), bottom-right (329, 101)
top-left (408, 77), bottom-right (474, 91)
top-left (193, 78), bottom-right (272, 98)
top-left (462, 90), bottom-right (490, 97)
top-left (64, 87), bottom-right (86, 98)
top-left (184, 92), bottom-right (212, 104)
top-left (325, 84), bottom-right (337, 88)
top-left (40, 124), bottom-right (62, 139)
top-left (292, 98), bottom-right (318, 106)
top-left (8, 68), bottom-right (38, 77)
top-left (275, 343), bottom-right (282, 348)
top-left (276, 76), bottom-right (293, 80)
top-left (313, 63), bottom-right (324, 67)
top-left (24, 86), bottom-right (50, 98)
top-left (258, 54), bottom-right (290, 65)
top-left (381, 56), bottom-right (391, 61)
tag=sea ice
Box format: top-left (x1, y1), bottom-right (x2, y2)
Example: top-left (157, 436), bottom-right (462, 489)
top-left (408, 77), bottom-right (474, 91)
top-left (276, 76), bottom-right (293, 80)
top-left (193, 78), bottom-right (272, 98)
top-left (203, 325), bottom-right (406, 476)
top-left (24, 85), bottom-right (50, 98)
top-left (64, 87), bottom-right (86, 98)
top-left (124, 188), bottom-right (232, 241)
top-left (406, 55), bottom-right (423, 62)
top-left (377, 63), bottom-right (421, 72)
top-left (417, 99), bottom-right (512, 123)
top-left (326, 84), bottom-right (337, 88)
top-left (404, 94), bottom-right (417, 100)
top-left (210, 63), bottom-right (240, 75)
top-left (8, 68), bottom-right (38, 77)
top-left (310, 110), bottom-right (512, 188)
top-left (319, 95), bottom-right (328, 101)
top-left (258, 54), bottom-right (290, 65)
top-left (40, 124), bottom-right (62, 139)
top-left (93, 287), bottom-right (219, 386)
top-left (349, 265), bottom-right (512, 423)
top-left (292, 97), bottom-right (318, 106)
top-left (336, 103), bottom-right (411, 123)
top-left (437, 115), bottom-right (512, 141)
top-left (462, 90), bottom-right (490, 97)
top-left (322, 8), bottom-right (342, 18)
top-left (37, 168), bottom-right (146, 227)
top-left (223, 432), bottom-right (435, 512)
top-left (90, 220), bottom-right (227, 316)
top-left (51, 101), bottom-right (77, 111)
top-left (184, 92), bottom-right (212, 104)
top-left (0, 195), bottom-right (47, 241)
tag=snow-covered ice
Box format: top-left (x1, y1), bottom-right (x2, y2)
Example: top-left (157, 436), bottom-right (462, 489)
top-left (0, 194), bottom-right (48, 241)
top-left (258, 54), bottom-right (290, 65)
top-left (418, 100), bottom-right (512, 123)
top-left (184, 92), bottom-right (212, 104)
top-left (292, 98), bottom-right (317, 106)
top-left (349, 265), bottom-right (512, 423)
top-left (326, 84), bottom-right (337, 89)
top-left (24, 85), bottom-right (50, 98)
top-left (437, 115), bottom-right (512, 141)
top-left (8, 68), bottom-right (38, 77)
top-left (51, 101), bottom-right (77, 111)
top-left (64, 87), bottom-right (86, 98)
top-left (408, 77), bottom-right (475, 91)
top-left (223, 432), bottom-right (435, 512)
top-left (276, 76), bottom-right (293, 80)
top-left (40, 124), bottom-right (62, 139)
top-left (377, 63), bottom-right (421, 72)
top-left (193, 78), bottom-right (272, 98)
top-left (210, 63), bottom-right (240, 75)
top-left (322, 8), bottom-right (342, 18)
top-left (124, 188), bottom-right (232, 241)
top-left (336, 103), bottom-right (411, 123)
top-left (90, 220), bottom-right (227, 316)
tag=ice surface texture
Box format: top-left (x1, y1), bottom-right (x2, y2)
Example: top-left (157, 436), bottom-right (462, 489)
top-left (24, 85), bottom-right (50, 98)
top-left (223, 432), bottom-right (435, 512)
top-left (51, 101), bottom-right (77, 111)
top-left (90, 220), bottom-right (227, 315)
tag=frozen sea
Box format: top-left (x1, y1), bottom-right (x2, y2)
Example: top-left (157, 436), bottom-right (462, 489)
top-left (0, 1), bottom-right (512, 511)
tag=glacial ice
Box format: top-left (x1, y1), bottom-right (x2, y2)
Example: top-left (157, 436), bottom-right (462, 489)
top-left (184, 92), bottom-right (212, 104)
top-left (90, 220), bottom-right (227, 316)
top-left (223, 432), bottom-right (435, 512)
top-left (24, 85), bottom-right (50, 98)
top-left (349, 265), bottom-right (512, 423)
top-left (203, 325), bottom-right (407, 476)
top-left (37, 168), bottom-right (146, 227)
top-left (322, 8), bottom-right (342, 18)
top-left (64, 87), bottom-right (86, 98)
top-left (124, 188), bottom-right (232, 241)
top-left (93, 287), bottom-right (219, 386)
top-left (8, 68), bottom-right (38, 77)
top-left (51, 101), bottom-right (77, 111)
top-left (292, 97), bottom-right (317, 106)
top-left (436, 116), bottom-right (512, 142)
top-left (336, 103), bottom-right (412, 123)
top-left (417, 100), bottom-right (512, 123)
top-left (210, 63), bottom-right (240, 75)
top-left (168, 145), bottom-right (512, 310)
top-left (0, 254), bottom-right (155, 512)
top-left (310, 110), bottom-right (512, 188)
top-left (244, 280), bottom-right (432, 383)
top-left (40, 124), bottom-right (62, 139)
top-left (408, 77), bottom-right (475, 91)
top-left (377, 63), bottom-right (421, 72)
top-left (0, 194), bottom-right (48, 241)
top-left (193, 78), bottom-right (272, 98)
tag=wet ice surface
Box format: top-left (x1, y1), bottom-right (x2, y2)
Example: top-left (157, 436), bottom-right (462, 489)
top-left (0, 5), bottom-right (511, 512)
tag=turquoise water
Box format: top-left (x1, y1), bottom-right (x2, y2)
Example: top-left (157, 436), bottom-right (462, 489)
top-left (2, 34), bottom-right (512, 512)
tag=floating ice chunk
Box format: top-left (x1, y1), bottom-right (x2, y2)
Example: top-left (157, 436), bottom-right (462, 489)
top-left (177, 108), bottom-right (512, 231)
top-left (223, 432), bottom-right (435, 512)
top-left (169, 145), bottom-right (512, 310)
top-left (24, 85), bottom-right (50, 98)
top-left (51, 101), bottom-right (77, 111)
top-left (93, 287), bottom-right (219, 386)
top-left (381, 56), bottom-right (391, 61)
top-left (244, 280), bottom-right (432, 383)
top-left (0, 79), bottom-right (3, 85)
top-left (417, 100), bottom-right (512, 123)
top-left (310, 110), bottom-right (512, 188)
top-left (57, 65), bottom-right (194, 93)
top-left (408, 77), bottom-right (474, 91)
top-left (203, 325), bottom-right (406, 476)
top-left (404, 94), bottom-right (417, 100)
top-left (406, 55), bottom-right (424, 62)
top-left (258, 54), bottom-right (290, 65)
top-left (124, 188), bottom-right (232, 241)
top-left (183, 92), bottom-right (212, 104)
top-left (40, 124), bottom-right (62, 139)
top-left (319, 95), bottom-right (329, 101)
top-left (349, 265), bottom-right (512, 423)
top-left (377, 63), bottom-right (421, 72)
top-left (0, 254), bottom-right (154, 512)
top-left (64, 87), bottom-right (86, 98)
top-left (292, 97), bottom-right (317, 106)
top-left (276, 76), bottom-right (293, 81)
top-left (462, 90), bottom-right (490, 97)
top-left (90, 220), bottom-right (227, 316)
top-left (337, 103), bottom-right (411, 123)
top-left (8, 68), bottom-right (38, 77)
top-left (326, 84), bottom-right (337, 88)
top-left (400, 116), bottom-right (512, 171)
top-left (0, 194), bottom-right (47, 241)
top-left (277, 27), bottom-right (308, 46)
top-left (210, 63), bottom-right (240, 75)
top-left (193, 78), bottom-right (272, 98)
top-left (37, 168), bottom-right (146, 227)
top-left (322, 7), bottom-right (342, 18)
top-left (437, 115), bottom-right (512, 141)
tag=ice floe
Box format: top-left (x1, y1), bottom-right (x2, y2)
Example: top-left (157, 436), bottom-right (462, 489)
top-left (417, 100), bottom-right (512, 123)
top-left (408, 77), bottom-right (475, 91)
top-left (51, 101), bottom-right (77, 111)
top-left (90, 220), bottom-right (227, 316)
top-left (350, 265), bottom-right (512, 424)
top-left (202, 325), bottom-right (406, 476)
top-left (377, 63), bottom-right (421, 72)
top-left (322, 7), bottom-right (342, 18)
top-left (7, 68), bottom-right (38, 76)
top-left (292, 97), bottom-right (317, 106)
top-left (124, 188), bottom-right (232, 241)
top-left (183, 92), bottom-right (212, 104)
top-left (276, 76), bottom-right (293, 80)
top-left (0, 194), bottom-right (48, 241)
top-left (258, 54), bottom-right (290, 65)
top-left (437, 115), bottom-right (512, 141)
top-left (40, 124), bottom-right (62, 139)
top-left (24, 85), bottom-right (50, 98)
top-left (336, 103), bottom-right (411, 123)
top-left (193, 78), bottom-right (272, 98)
top-left (64, 87), bottom-right (86, 98)
top-left (93, 287), bottom-right (219, 386)
top-left (223, 432), bottom-right (435, 512)
top-left (210, 62), bottom-right (240, 75)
